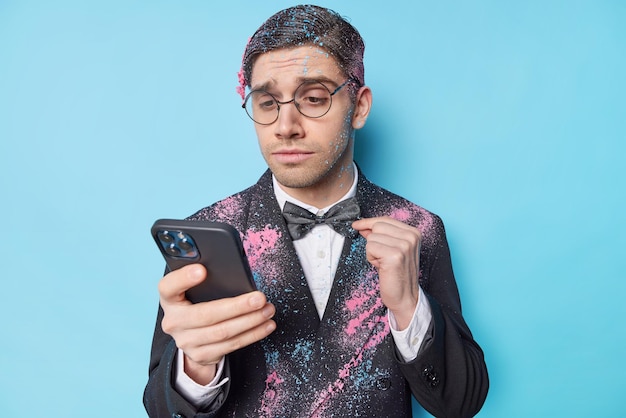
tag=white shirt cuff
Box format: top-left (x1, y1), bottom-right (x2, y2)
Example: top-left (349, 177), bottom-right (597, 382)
top-left (388, 286), bottom-right (433, 362)
top-left (173, 349), bottom-right (229, 409)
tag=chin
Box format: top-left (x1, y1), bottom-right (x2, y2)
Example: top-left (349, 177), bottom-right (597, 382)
top-left (272, 167), bottom-right (324, 189)
top-left (273, 174), bottom-right (316, 189)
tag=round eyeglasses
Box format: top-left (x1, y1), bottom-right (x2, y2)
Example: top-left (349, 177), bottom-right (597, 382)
top-left (242, 79), bottom-right (353, 125)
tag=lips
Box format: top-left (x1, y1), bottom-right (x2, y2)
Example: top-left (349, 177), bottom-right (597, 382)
top-left (272, 149), bottom-right (314, 164)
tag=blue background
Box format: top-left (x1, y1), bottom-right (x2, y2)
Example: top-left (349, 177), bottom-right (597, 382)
top-left (1, 1), bottom-right (624, 417)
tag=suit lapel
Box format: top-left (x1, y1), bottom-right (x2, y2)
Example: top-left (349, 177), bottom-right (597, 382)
top-left (239, 171), bottom-right (326, 414)
top-left (298, 175), bottom-right (392, 412)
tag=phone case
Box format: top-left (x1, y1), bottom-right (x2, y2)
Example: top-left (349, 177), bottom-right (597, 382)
top-left (151, 219), bottom-right (256, 303)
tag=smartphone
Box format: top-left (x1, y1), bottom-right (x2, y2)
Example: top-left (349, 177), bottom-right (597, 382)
top-left (151, 219), bottom-right (256, 303)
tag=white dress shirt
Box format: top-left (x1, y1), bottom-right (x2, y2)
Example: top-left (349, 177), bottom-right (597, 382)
top-left (174, 164), bottom-right (433, 407)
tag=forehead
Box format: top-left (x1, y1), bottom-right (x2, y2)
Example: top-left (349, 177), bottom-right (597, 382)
top-left (250, 45), bottom-right (343, 88)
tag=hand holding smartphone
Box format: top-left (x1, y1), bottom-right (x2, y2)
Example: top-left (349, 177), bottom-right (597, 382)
top-left (151, 219), bottom-right (257, 303)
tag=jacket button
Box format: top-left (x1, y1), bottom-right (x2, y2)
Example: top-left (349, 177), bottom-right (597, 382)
top-left (421, 365), bottom-right (439, 387)
top-left (376, 377), bottom-right (392, 391)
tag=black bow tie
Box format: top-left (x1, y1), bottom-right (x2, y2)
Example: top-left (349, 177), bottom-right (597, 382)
top-left (282, 197), bottom-right (361, 240)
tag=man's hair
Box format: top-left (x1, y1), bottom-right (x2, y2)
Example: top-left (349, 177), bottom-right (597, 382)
top-left (238, 5), bottom-right (365, 98)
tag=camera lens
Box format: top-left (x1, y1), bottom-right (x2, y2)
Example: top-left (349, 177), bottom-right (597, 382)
top-left (158, 231), bottom-right (174, 243)
top-left (179, 239), bottom-right (193, 251)
top-left (165, 243), bottom-right (181, 256)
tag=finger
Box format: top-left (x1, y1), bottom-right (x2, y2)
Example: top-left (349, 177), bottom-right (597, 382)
top-left (351, 217), bottom-right (375, 231)
top-left (353, 217), bottom-right (413, 240)
top-left (352, 216), bottom-right (398, 231)
top-left (360, 220), bottom-right (421, 251)
top-left (354, 216), bottom-right (420, 233)
top-left (186, 319), bottom-right (277, 366)
top-left (364, 239), bottom-right (408, 268)
top-left (163, 291), bottom-right (270, 331)
top-left (366, 227), bottom-right (420, 250)
top-left (195, 291), bottom-right (270, 325)
top-left (352, 217), bottom-right (380, 239)
top-left (365, 231), bottom-right (421, 265)
top-left (362, 225), bottom-right (421, 271)
top-left (174, 302), bottom-right (276, 350)
top-left (158, 264), bottom-right (207, 305)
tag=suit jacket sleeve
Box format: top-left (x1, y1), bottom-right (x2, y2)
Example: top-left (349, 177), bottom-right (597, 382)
top-left (143, 303), bottom-right (232, 418)
top-left (397, 215), bottom-right (489, 418)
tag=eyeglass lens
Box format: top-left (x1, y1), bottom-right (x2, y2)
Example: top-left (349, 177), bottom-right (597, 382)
top-left (244, 81), bottom-right (335, 125)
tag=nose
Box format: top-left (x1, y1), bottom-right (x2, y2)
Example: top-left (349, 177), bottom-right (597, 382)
top-left (274, 100), bottom-right (304, 140)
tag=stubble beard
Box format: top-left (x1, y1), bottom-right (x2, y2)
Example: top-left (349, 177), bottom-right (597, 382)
top-left (268, 139), bottom-right (353, 191)
top-left (273, 161), bottom-right (337, 190)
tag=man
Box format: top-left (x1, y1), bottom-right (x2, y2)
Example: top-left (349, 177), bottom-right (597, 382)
top-left (144, 5), bottom-right (488, 417)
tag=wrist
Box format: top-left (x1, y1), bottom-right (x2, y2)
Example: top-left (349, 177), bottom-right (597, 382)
top-left (389, 296), bottom-right (418, 331)
top-left (184, 355), bottom-right (218, 385)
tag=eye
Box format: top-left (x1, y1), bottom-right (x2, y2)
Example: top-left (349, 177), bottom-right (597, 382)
top-left (252, 92), bottom-right (277, 111)
top-left (304, 96), bottom-right (327, 105)
top-left (297, 86), bottom-right (330, 107)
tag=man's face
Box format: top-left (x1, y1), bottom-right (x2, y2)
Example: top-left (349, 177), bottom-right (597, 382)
top-left (249, 46), bottom-right (357, 201)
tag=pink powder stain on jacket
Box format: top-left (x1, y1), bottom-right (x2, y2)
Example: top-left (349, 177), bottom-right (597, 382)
top-left (310, 343), bottom-right (376, 416)
top-left (389, 205), bottom-right (436, 246)
top-left (344, 289), bottom-right (376, 315)
top-left (363, 315), bottom-right (390, 350)
top-left (243, 225), bottom-right (282, 270)
top-left (345, 296), bottom-right (383, 336)
top-left (324, 318), bottom-right (390, 398)
top-left (389, 207), bottom-right (412, 222)
top-left (259, 370), bottom-right (286, 416)
top-left (344, 270), bottom-right (377, 313)
top-left (211, 195), bottom-right (244, 221)
top-left (343, 269), bottom-right (381, 336)
top-left (309, 290), bottom-right (392, 415)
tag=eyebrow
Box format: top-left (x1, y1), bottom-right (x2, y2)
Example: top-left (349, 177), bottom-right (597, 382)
top-left (296, 75), bottom-right (340, 87)
top-left (250, 75), bottom-right (341, 92)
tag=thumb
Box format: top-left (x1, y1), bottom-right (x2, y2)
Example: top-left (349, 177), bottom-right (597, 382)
top-left (352, 219), bottom-right (371, 238)
top-left (158, 264), bottom-right (206, 305)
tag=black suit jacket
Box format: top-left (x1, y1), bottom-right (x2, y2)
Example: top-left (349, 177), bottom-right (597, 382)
top-left (144, 169), bottom-right (488, 418)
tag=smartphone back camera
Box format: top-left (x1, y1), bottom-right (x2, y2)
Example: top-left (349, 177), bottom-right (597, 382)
top-left (156, 230), bottom-right (199, 259)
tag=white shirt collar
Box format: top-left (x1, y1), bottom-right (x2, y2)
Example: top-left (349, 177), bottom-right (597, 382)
top-left (273, 162), bottom-right (358, 214)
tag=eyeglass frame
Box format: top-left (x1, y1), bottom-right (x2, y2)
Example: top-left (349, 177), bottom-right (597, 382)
top-left (241, 78), bottom-right (358, 125)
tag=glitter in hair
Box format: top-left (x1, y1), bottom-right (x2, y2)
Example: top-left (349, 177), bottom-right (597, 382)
top-left (236, 5), bottom-right (365, 97)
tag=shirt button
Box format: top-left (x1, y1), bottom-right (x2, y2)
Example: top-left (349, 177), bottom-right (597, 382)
top-left (317, 250), bottom-right (326, 258)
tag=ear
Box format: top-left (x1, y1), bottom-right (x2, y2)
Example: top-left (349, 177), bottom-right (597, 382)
top-left (351, 86), bottom-right (372, 129)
